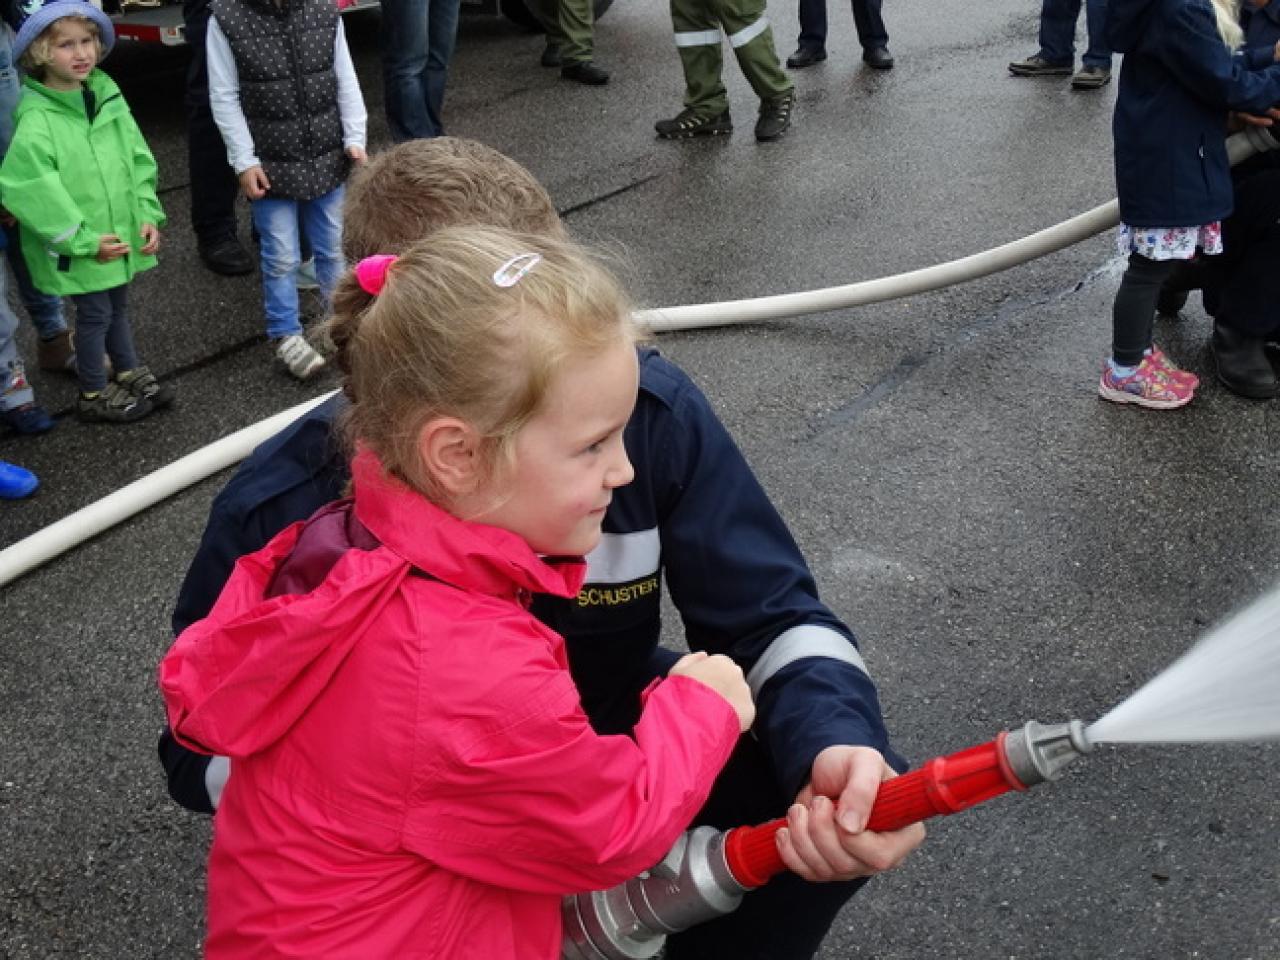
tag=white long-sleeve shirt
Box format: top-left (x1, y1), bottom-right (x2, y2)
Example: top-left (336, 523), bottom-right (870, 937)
top-left (206, 14), bottom-right (366, 175)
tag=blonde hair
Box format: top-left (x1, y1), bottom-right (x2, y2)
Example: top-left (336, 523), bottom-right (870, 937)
top-left (326, 226), bottom-right (635, 502)
top-left (341, 138), bottom-right (565, 263)
top-left (1209, 0), bottom-right (1243, 49)
top-left (19, 16), bottom-right (104, 76)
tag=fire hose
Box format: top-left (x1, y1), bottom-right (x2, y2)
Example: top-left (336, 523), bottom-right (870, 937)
top-left (562, 719), bottom-right (1093, 960)
top-left (1, 126), bottom-right (1277, 588)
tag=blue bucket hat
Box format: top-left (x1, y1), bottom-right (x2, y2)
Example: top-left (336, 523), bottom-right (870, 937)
top-left (13, 0), bottom-right (116, 63)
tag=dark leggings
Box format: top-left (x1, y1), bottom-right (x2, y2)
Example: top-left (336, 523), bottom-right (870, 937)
top-left (1112, 252), bottom-right (1177, 367)
top-left (70, 285), bottom-right (138, 393)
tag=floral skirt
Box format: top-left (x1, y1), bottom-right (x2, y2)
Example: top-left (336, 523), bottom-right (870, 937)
top-left (1117, 222), bottom-right (1223, 261)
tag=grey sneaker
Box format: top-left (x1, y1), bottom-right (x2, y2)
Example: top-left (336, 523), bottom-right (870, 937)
top-left (116, 364), bottom-right (175, 409)
top-left (77, 382), bottom-right (153, 423)
top-left (755, 91), bottom-right (795, 142)
top-left (274, 334), bottom-right (326, 380)
top-left (1008, 54), bottom-right (1072, 77)
top-left (655, 108), bottom-right (733, 140)
top-left (1071, 65), bottom-right (1112, 89)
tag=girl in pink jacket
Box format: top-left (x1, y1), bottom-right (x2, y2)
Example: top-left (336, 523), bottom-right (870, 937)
top-left (158, 227), bottom-right (753, 959)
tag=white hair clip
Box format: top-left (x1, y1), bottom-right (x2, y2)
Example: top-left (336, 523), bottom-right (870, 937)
top-left (493, 252), bottom-right (542, 288)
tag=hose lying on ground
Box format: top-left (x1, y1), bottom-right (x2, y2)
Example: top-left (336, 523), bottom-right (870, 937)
top-left (2, 126), bottom-right (1276, 588)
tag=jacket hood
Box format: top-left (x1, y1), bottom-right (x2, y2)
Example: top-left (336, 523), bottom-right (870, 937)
top-left (1106, 0), bottom-right (1159, 52)
top-left (159, 450), bottom-right (587, 759)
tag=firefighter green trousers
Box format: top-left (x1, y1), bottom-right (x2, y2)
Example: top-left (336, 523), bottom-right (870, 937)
top-left (528, 0), bottom-right (594, 65)
top-left (670, 0), bottom-right (792, 116)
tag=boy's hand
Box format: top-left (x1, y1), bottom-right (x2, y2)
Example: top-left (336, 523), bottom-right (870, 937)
top-left (96, 234), bottom-right (130, 262)
top-left (347, 145), bottom-right (367, 164)
top-left (775, 745), bottom-right (925, 882)
top-left (140, 223), bottom-right (161, 255)
top-left (669, 651), bottom-right (755, 732)
top-left (239, 165), bottom-right (271, 200)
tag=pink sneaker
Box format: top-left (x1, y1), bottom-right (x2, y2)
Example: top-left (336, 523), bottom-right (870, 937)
top-left (1098, 357), bottom-right (1195, 409)
top-left (1147, 345), bottom-right (1199, 389)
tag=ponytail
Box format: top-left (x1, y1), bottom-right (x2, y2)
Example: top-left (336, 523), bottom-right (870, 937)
top-left (1209, 0), bottom-right (1243, 50)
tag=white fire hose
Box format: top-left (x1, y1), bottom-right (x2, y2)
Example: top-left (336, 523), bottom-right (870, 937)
top-left (1, 126), bottom-right (1276, 588)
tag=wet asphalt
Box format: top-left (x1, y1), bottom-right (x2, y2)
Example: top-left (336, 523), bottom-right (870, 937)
top-left (2, 0), bottom-right (1278, 957)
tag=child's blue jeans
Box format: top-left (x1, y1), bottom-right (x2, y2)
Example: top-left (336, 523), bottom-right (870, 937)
top-left (0, 268), bottom-right (35, 412)
top-left (250, 186), bottom-right (344, 340)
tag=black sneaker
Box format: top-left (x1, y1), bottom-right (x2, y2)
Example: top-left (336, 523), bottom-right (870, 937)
top-left (116, 364), bottom-right (176, 409)
top-left (77, 382), bottom-right (153, 423)
top-left (754, 91), bottom-right (795, 142)
top-left (786, 46), bottom-right (826, 69)
top-left (198, 236), bottom-right (254, 276)
top-left (1008, 54), bottom-right (1071, 77)
top-left (561, 61), bottom-right (610, 85)
top-left (655, 108), bottom-right (732, 140)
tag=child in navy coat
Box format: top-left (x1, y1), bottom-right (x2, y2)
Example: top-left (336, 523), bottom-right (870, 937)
top-left (1101, 0), bottom-right (1280, 408)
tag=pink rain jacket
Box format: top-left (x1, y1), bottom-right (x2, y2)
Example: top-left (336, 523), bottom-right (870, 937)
top-left (159, 451), bottom-right (740, 959)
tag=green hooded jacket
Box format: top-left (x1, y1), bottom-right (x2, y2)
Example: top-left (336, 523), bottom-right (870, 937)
top-left (0, 69), bottom-right (165, 296)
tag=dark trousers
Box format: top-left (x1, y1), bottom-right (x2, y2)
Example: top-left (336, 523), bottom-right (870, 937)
top-left (71, 285), bottom-right (138, 393)
top-left (1112, 253), bottom-right (1176, 367)
top-left (184, 0), bottom-right (241, 246)
top-left (1204, 168), bottom-right (1280, 339)
top-left (798, 0), bottom-right (887, 52)
top-left (666, 736), bottom-right (869, 960)
top-left (379, 0), bottom-right (462, 141)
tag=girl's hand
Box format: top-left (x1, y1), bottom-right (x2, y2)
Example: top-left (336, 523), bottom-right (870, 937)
top-left (239, 165), bottom-right (271, 200)
top-left (96, 234), bottom-right (130, 262)
top-left (347, 145), bottom-right (367, 164)
top-left (669, 652), bottom-right (755, 732)
top-left (140, 223), bottom-right (161, 256)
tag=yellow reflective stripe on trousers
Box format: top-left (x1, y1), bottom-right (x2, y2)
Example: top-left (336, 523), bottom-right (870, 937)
top-left (746, 624), bottom-right (870, 697)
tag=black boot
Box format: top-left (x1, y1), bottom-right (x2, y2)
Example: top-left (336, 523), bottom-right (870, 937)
top-left (1213, 322), bottom-right (1278, 399)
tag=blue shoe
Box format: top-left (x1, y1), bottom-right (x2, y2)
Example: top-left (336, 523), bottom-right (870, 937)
top-left (1, 402), bottom-right (56, 434)
top-left (0, 460), bottom-right (38, 499)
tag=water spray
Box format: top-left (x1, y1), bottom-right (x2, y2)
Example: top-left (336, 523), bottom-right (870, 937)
top-left (563, 583), bottom-right (1280, 959)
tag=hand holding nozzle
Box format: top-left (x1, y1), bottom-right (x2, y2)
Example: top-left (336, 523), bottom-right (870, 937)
top-left (725, 720), bottom-right (1093, 888)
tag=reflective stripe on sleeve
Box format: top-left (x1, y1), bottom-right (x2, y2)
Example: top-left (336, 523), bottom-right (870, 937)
top-left (674, 28), bottom-right (724, 47)
top-left (51, 224), bottom-right (79, 244)
top-left (746, 624), bottom-right (869, 697)
top-left (205, 755), bottom-right (231, 810)
top-left (728, 16), bottom-right (769, 47)
top-left (584, 528), bottom-right (661, 584)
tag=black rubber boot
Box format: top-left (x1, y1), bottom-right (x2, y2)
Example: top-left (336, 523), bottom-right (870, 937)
top-left (1213, 322), bottom-right (1278, 399)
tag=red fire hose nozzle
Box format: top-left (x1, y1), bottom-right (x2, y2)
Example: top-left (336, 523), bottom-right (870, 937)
top-left (723, 719), bottom-right (1093, 888)
top-left (562, 720), bottom-right (1092, 959)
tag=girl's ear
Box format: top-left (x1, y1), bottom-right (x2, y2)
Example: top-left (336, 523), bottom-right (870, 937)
top-left (417, 417), bottom-right (484, 497)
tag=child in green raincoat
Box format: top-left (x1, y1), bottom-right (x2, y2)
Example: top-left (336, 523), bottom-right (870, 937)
top-left (0, 0), bottom-right (174, 422)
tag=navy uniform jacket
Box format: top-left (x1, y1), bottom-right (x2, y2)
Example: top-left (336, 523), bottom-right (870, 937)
top-left (161, 348), bottom-right (901, 812)
top-left (1107, 0), bottom-right (1280, 227)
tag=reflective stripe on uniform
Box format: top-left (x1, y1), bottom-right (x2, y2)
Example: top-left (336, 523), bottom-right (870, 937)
top-left (674, 28), bottom-right (724, 47)
top-left (205, 755), bottom-right (231, 810)
top-left (50, 224), bottom-right (78, 244)
top-left (746, 624), bottom-right (869, 697)
top-left (728, 16), bottom-right (769, 47)
top-left (584, 528), bottom-right (661, 584)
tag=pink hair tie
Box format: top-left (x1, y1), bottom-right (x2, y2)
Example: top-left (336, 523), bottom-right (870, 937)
top-left (354, 254), bottom-right (398, 295)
